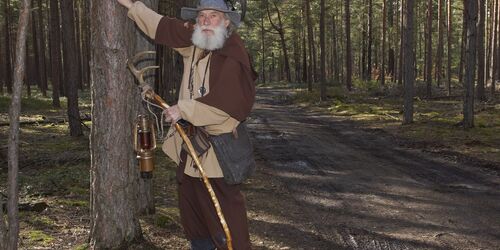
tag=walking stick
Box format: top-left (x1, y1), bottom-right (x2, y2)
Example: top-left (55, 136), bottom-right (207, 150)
top-left (127, 51), bottom-right (233, 250)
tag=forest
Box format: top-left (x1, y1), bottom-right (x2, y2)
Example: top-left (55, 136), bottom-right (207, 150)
top-left (0, 0), bottom-right (499, 249)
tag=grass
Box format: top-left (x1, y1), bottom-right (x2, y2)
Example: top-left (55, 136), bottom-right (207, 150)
top-left (21, 230), bottom-right (55, 246)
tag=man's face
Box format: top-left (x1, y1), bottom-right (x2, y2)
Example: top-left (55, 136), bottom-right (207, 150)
top-left (197, 10), bottom-right (230, 36)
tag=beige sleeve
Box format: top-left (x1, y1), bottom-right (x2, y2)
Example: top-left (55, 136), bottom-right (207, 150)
top-left (177, 99), bottom-right (239, 134)
top-left (127, 1), bottom-right (163, 39)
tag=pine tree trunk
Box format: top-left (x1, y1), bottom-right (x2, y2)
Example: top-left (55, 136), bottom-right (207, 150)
top-left (463, 0), bottom-right (478, 128)
top-left (74, 4), bottom-right (83, 90)
top-left (266, 2), bottom-right (291, 82)
top-left (6, 1), bottom-right (31, 249)
top-left (367, 0), bottom-right (373, 81)
top-left (398, 0), bottom-right (404, 86)
top-left (320, 0), bottom-right (326, 101)
top-left (447, 0), bottom-right (453, 96)
top-left (492, 0), bottom-right (500, 95)
top-left (4, 0), bottom-right (13, 94)
top-left (459, 9), bottom-right (467, 83)
top-left (89, 1), bottom-right (143, 248)
top-left (332, 15), bottom-right (340, 84)
top-left (345, 0), bottom-right (353, 91)
top-left (60, 0), bottom-right (83, 136)
top-left (435, 0), bottom-right (444, 88)
top-left (477, 0), bottom-right (486, 101)
top-left (261, 1), bottom-right (266, 84)
top-left (306, 0), bottom-right (316, 84)
top-left (403, 0), bottom-right (415, 124)
top-left (36, 0), bottom-right (47, 96)
top-left (48, 0), bottom-right (61, 108)
top-left (381, 0), bottom-right (387, 86)
top-left (425, 0), bottom-right (433, 97)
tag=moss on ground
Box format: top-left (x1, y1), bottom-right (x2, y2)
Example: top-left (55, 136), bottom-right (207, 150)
top-left (291, 85), bottom-right (500, 164)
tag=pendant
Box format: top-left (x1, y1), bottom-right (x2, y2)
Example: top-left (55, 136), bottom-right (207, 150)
top-left (198, 86), bottom-right (206, 97)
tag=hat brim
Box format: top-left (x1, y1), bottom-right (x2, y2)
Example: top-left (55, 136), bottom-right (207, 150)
top-left (181, 7), bottom-right (241, 27)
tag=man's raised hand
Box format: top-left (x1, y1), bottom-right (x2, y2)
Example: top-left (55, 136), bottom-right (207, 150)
top-left (117, 0), bottom-right (134, 9)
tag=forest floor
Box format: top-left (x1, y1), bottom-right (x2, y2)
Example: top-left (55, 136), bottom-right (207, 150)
top-left (0, 84), bottom-right (499, 250)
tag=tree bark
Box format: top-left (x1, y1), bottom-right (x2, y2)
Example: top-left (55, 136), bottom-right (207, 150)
top-left (459, 9), bottom-right (467, 83)
top-left (447, 0), bottom-right (453, 95)
top-left (320, 0), bottom-right (326, 101)
top-left (367, 0), bottom-right (373, 81)
top-left (4, 0), bottom-right (13, 94)
top-left (381, 0), bottom-right (387, 86)
top-left (60, 0), bottom-right (83, 136)
top-left (332, 15), bottom-right (340, 84)
top-left (492, 0), bottom-right (499, 95)
top-left (36, 0), bottom-right (48, 96)
top-left (435, 0), bottom-right (444, 88)
top-left (477, 0), bottom-right (486, 101)
top-left (5, 1), bottom-right (31, 249)
top-left (425, 0), bottom-right (433, 97)
top-left (49, 0), bottom-right (61, 107)
top-left (74, 3), bottom-right (83, 90)
top-left (345, 0), bottom-right (353, 91)
top-left (403, 0), bottom-right (415, 124)
top-left (266, 1), bottom-right (291, 82)
top-left (89, 1), bottom-right (143, 248)
top-left (305, 0), bottom-right (316, 84)
top-left (261, 1), bottom-right (266, 84)
top-left (463, 0), bottom-right (478, 128)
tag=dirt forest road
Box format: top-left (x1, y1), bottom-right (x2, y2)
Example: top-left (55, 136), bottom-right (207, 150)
top-left (244, 88), bottom-right (500, 250)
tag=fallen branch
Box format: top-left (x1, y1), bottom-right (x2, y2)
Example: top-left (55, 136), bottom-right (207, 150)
top-left (0, 116), bottom-right (91, 127)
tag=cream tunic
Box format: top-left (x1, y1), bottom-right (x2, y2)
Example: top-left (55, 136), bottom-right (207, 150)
top-left (128, 2), bottom-right (239, 178)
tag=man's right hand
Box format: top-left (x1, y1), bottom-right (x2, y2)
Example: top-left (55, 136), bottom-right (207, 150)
top-left (117, 0), bottom-right (134, 9)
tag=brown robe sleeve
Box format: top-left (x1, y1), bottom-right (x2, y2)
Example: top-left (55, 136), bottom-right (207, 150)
top-left (154, 17), bottom-right (194, 48)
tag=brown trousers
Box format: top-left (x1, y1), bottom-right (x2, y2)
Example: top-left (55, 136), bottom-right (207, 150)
top-left (177, 151), bottom-right (251, 250)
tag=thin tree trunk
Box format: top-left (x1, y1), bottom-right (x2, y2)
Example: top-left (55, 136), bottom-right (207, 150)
top-left (4, 0), bottom-right (13, 94)
top-left (60, 0), bottom-right (83, 136)
top-left (90, 1), bottom-right (143, 247)
top-left (436, 0), bottom-right (444, 88)
top-left (477, 0), bottom-right (486, 101)
top-left (492, 0), bottom-right (500, 95)
top-left (367, 0), bottom-right (373, 81)
top-left (332, 15), bottom-right (340, 84)
top-left (31, 0), bottom-right (41, 96)
top-left (320, 0), bottom-right (326, 101)
top-left (261, 1), bottom-right (266, 84)
top-left (463, 0), bottom-right (478, 128)
top-left (459, 9), bottom-right (467, 83)
top-left (266, 1), bottom-right (291, 82)
top-left (345, 0), bottom-right (353, 91)
top-left (447, 0), bottom-right (453, 95)
top-left (398, 0), bottom-right (404, 86)
top-left (305, 0), bottom-right (315, 85)
top-left (49, 0), bottom-right (61, 107)
top-left (74, 3), bottom-right (83, 90)
top-left (6, 1), bottom-right (31, 249)
top-left (381, 0), bottom-right (387, 86)
top-left (302, 8), bottom-right (308, 87)
top-left (36, 0), bottom-right (48, 96)
top-left (403, 0), bottom-right (415, 124)
top-left (425, 0), bottom-right (433, 97)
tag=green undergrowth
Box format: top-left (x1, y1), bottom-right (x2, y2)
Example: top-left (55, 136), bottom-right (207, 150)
top-left (289, 84), bottom-right (500, 164)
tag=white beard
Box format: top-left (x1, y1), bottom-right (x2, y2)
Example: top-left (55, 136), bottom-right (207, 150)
top-left (191, 22), bottom-right (228, 51)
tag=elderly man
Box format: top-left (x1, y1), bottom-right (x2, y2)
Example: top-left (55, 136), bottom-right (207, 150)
top-left (117, 0), bottom-right (256, 249)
